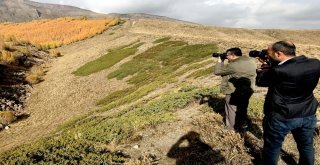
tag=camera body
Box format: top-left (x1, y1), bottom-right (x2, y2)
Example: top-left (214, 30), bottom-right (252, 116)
top-left (250, 49), bottom-right (279, 68)
top-left (249, 49), bottom-right (268, 61)
top-left (212, 52), bottom-right (227, 60)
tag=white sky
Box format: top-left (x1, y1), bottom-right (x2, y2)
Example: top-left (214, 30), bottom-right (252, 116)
top-left (32, 0), bottom-right (320, 29)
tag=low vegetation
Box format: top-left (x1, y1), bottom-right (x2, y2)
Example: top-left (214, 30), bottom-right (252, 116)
top-left (187, 65), bottom-right (214, 78)
top-left (25, 65), bottom-right (46, 84)
top-left (0, 85), bottom-right (221, 164)
top-left (1, 35), bottom-right (317, 164)
top-left (0, 35), bottom-right (23, 65)
top-left (0, 38), bottom-right (223, 163)
top-left (73, 42), bottom-right (143, 76)
top-left (0, 35), bottom-right (47, 82)
top-left (0, 17), bottom-right (120, 49)
top-left (107, 40), bottom-right (216, 86)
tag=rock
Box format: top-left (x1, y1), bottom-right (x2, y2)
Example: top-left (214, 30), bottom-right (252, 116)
top-left (0, 124), bottom-right (3, 130)
top-left (5, 126), bottom-right (10, 130)
top-left (133, 144), bottom-right (140, 149)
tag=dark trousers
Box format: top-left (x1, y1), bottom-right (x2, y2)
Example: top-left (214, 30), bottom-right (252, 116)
top-left (262, 114), bottom-right (317, 165)
top-left (225, 94), bottom-right (251, 131)
top-left (228, 89), bottom-right (252, 130)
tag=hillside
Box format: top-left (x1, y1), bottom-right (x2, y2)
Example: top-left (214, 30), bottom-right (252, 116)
top-left (0, 0), bottom-right (105, 22)
top-left (0, 18), bottom-right (319, 164)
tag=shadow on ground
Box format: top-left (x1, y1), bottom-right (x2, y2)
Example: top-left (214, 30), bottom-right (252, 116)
top-left (167, 131), bottom-right (225, 165)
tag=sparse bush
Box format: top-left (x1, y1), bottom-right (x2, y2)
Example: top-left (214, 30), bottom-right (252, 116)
top-left (49, 49), bottom-right (62, 57)
top-left (174, 60), bottom-right (212, 76)
top-left (0, 50), bottom-right (18, 64)
top-left (199, 104), bottom-right (213, 113)
top-left (25, 74), bottom-right (42, 84)
top-left (16, 47), bottom-right (31, 56)
top-left (248, 96), bottom-right (264, 120)
top-left (178, 83), bottom-right (198, 92)
top-left (4, 35), bottom-right (17, 42)
top-left (153, 37), bottom-right (171, 43)
top-left (0, 111), bottom-right (17, 125)
top-left (25, 66), bottom-right (45, 84)
top-left (2, 44), bottom-right (15, 51)
top-left (187, 66), bottom-right (214, 79)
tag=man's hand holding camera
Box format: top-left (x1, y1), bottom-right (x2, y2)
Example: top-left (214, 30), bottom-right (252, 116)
top-left (249, 49), bottom-right (275, 72)
top-left (212, 52), bottom-right (227, 63)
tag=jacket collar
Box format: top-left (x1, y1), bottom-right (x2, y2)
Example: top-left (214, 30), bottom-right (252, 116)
top-left (280, 55), bottom-right (306, 65)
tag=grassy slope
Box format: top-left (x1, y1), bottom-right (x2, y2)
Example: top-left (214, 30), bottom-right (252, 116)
top-left (0, 36), bottom-right (269, 164)
top-left (0, 19), bottom-right (319, 164)
top-left (0, 38), bottom-right (228, 164)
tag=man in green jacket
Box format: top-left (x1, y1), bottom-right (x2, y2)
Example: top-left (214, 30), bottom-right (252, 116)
top-left (214, 47), bottom-right (257, 131)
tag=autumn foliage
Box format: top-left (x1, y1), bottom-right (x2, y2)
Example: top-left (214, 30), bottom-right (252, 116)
top-left (0, 17), bottom-right (120, 49)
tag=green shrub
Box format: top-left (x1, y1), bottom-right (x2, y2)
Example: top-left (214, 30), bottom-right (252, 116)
top-left (108, 41), bottom-right (216, 86)
top-left (248, 96), bottom-right (264, 120)
top-left (97, 80), bottom-right (167, 112)
top-left (187, 66), bottom-right (214, 78)
top-left (0, 134), bottom-right (127, 164)
top-left (174, 59), bottom-right (212, 76)
top-left (73, 42), bottom-right (143, 76)
top-left (75, 86), bottom-right (214, 144)
top-left (153, 37), bottom-right (171, 43)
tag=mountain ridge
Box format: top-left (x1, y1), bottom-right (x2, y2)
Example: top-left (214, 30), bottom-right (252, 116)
top-left (0, 0), bottom-right (183, 23)
top-left (0, 0), bottom-right (106, 22)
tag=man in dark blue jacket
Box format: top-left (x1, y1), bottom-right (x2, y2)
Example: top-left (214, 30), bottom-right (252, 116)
top-left (256, 41), bottom-right (320, 165)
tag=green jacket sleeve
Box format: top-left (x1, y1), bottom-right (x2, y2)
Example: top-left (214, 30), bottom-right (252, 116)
top-left (214, 62), bottom-right (235, 76)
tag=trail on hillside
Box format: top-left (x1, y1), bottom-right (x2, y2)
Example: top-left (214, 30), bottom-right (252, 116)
top-left (0, 19), bottom-right (319, 164)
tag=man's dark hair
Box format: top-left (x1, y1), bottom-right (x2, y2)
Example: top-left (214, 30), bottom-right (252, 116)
top-left (227, 47), bottom-right (242, 56)
top-left (272, 41), bottom-right (296, 56)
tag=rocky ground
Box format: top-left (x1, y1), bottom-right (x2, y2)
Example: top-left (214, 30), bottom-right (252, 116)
top-left (0, 45), bottom-right (51, 130)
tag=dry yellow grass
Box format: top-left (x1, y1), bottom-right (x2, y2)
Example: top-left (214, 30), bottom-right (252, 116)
top-left (0, 111), bottom-right (17, 125)
top-left (25, 65), bottom-right (45, 84)
top-left (49, 49), bottom-right (62, 57)
top-left (0, 17), bottom-right (119, 49)
top-left (0, 50), bottom-right (18, 64)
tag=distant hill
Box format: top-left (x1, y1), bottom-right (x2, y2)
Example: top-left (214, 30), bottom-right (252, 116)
top-left (0, 0), bottom-right (184, 23)
top-left (107, 13), bottom-right (182, 22)
top-left (0, 0), bottom-right (106, 22)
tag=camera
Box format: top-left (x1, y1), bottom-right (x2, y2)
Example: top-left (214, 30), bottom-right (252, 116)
top-left (212, 52), bottom-right (227, 60)
top-left (250, 49), bottom-right (279, 68)
top-left (249, 49), bottom-right (268, 61)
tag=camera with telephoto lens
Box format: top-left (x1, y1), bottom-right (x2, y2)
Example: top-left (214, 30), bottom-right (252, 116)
top-left (250, 49), bottom-right (279, 68)
top-left (212, 52), bottom-right (227, 60)
top-left (249, 49), bottom-right (268, 61)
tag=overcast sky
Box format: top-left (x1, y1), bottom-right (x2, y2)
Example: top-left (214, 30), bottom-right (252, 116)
top-left (32, 0), bottom-right (320, 30)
